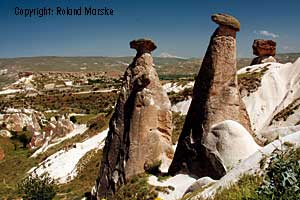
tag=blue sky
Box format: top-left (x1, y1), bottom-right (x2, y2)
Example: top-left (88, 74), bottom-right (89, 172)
top-left (0, 0), bottom-right (299, 58)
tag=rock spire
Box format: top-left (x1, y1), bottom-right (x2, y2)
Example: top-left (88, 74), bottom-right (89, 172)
top-left (251, 39), bottom-right (277, 65)
top-left (94, 39), bottom-right (173, 199)
top-left (168, 14), bottom-right (252, 179)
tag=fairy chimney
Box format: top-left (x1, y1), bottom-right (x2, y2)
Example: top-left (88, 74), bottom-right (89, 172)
top-left (168, 14), bottom-right (252, 179)
top-left (94, 39), bottom-right (173, 199)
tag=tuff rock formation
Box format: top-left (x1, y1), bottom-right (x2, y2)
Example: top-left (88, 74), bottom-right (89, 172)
top-left (94, 39), bottom-right (173, 199)
top-left (168, 13), bottom-right (252, 179)
top-left (1, 109), bottom-right (75, 149)
top-left (0, 147), bottom-right (4, 161)
top-left (202, 120), bottom-right (260, 171)
top-left (184, 120), bottom-right (260, 198)
top-left (251, 39), bottom-right (277, 65)
top-left (3, 111), bottom-right (42, 132)
top-left (29, 115), bottom-right (74, 149)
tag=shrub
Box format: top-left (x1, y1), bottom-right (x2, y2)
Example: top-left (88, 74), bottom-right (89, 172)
top-left (256, 147), bottom-right (300, 199)
top-left (144, 160), bottom-right (162, 175)
top-left (70, 115), bottom-right (77, 123)
top-left (17, 172), bottom-right (56, 200)
top-left (18, 133), bottom-right (31, 148)
top-left (172, 112), bottom-right (185, 144)
top-left (113, 174), bottom-right (158, 200)
top-left (212, 147), bottom-right (300, 200)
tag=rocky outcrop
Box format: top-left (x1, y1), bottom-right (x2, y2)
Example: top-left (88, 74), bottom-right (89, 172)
top-left (253, 39), bottom-right (276, 56)
top-left (1, 109), bottom-right (75, 149)
top-left (251, 55), bottom-right (277, 65)
top-left (168, 14), bottom-right (252, 179)
top-left (251, 39), bottom-right (277, 65)
top-left (94, 39), bottom-right (173, 199)
top-left (202, 120), bottom-right (260, 172)
top-left (238, 58), bottom-right (300, 137)
top-left (2, 109), bottom-right (44, 133)
top-left (29, 116), bottom-right (74, 149)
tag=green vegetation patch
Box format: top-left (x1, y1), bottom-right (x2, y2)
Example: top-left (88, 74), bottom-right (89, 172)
top-left (168, 87), bottom-right (193, 105)
top-left (172, 112), bottom-right (185, 145)
top-left (0, 137), bottom-right (38, 199)
top-left (0, 90), bottom-right (118, 115)
top-left (208, 146), bottom-right (300, 200)
top-left (256, 147), bottom-right (300, 199)
top-left (18, 172), bottom-right (57, 200)
top-left (270, 98), bottom-right (300, 125)
top-left (212, 174), bottom-right (262, 200)
top-left (113, 174), bottom-right (172, 200)
top-left (238, 64), bottom-right (270, 97)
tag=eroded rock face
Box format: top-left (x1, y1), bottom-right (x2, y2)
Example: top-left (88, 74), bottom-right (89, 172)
top-left (251, 40), bottom-right (277, 65)
top-left (253, 39), bottom-right (276, 57)
top-left (203, 120), bottom-right (260, 172)
top-left (29, 116), bottom-right (74, 149)
top-left (250, 55), bottom-right (277, 65)
top-left (168, 14), bottom-right (252, 179)
top-left (3, 112), bottom-right (42, 132)
top-left (94, 39), bottom-right (173, 199)
top-left (0, 147), bottom-right (4, 161)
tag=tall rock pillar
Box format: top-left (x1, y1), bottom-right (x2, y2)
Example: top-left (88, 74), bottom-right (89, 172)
top-left (94, 39), bottom-right (173, 199)
top-left (168, 14), bottom-right (252, 179)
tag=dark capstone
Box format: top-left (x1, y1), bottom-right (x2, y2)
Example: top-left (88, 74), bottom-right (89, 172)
top-left (130, 38), bottom-right (157, 54)
top-left (211, 13), bottom-right (240, 31)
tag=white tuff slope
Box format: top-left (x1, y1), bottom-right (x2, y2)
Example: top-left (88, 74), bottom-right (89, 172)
top-left (169, 58), bottom-right (300, 134)
top-left (239, 58), bottom-right (300, 134)
top-left (203, 120), bottom-right (261, 170)
top-left (163, 82), bottom-right (194, 93)
top-left (148, 174), bottom-right (197, 200)
top-left (29, 129), bottom-right (108, 184)
top-left (171, 97), bottom-right (192, 115)
top-left (163, 82), bottom-right (194, 115)
top-left (31, 124), bottom-right (88, 157)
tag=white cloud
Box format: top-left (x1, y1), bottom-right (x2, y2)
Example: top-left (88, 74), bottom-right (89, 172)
top-left (283, 46), bottom-right (289, 50)
top-left (254, 30), bottom-right (279, 38)
top-left (281, 45), bottom-right (295, 51)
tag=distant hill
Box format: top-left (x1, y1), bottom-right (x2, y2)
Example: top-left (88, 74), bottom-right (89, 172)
top-left (0, 53), bottom-right (299, 89)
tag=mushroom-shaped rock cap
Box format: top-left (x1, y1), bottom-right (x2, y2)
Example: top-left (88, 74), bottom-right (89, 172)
top-left (211, 13), bottom-right (240, 31)
top-left (130, 38), bottom-right (157, 53)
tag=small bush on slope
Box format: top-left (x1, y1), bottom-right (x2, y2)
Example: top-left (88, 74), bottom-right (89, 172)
top-left (168, 87), bottom-right (192, 105)
top-left (0, 138), bottom-right (38, 198)
top-left (212, 174), bottom-right (262, 200)
top-left (212, 147), bottom-right (300, 200)
top-left (17, 172), bottom-right (56, 200)
top-left (113, 174), bottom-right (171, 200)
top-left (256, 147), bottom-right (300, 199)
top-left (172, 111), bottom-right (185, 145)
top-left (112, 174), bottom-right (158, 200)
